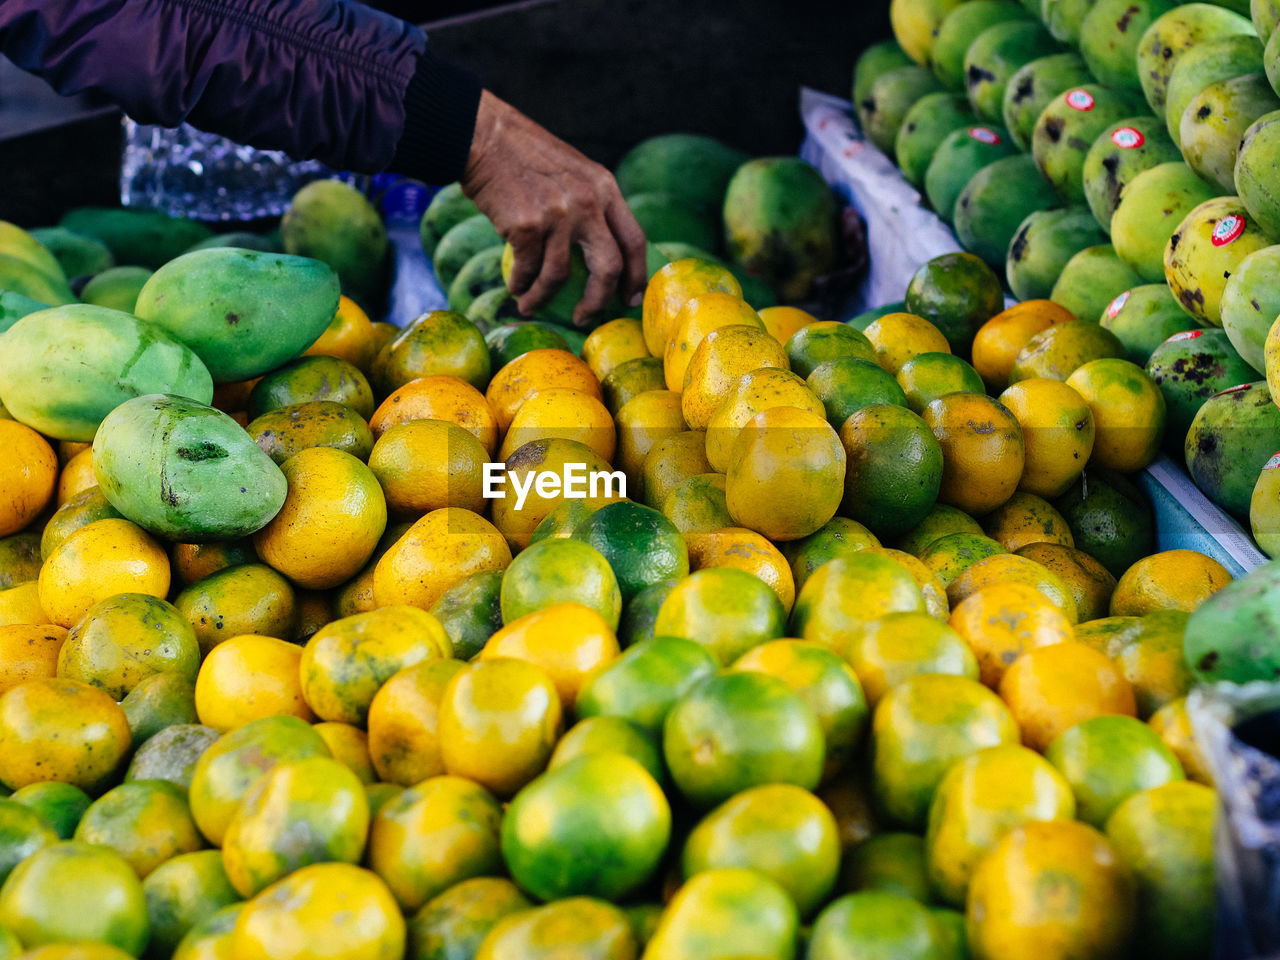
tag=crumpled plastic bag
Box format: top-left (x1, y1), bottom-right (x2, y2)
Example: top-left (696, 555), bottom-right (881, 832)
top-left (1190, 683), bottom-right (1280, 959)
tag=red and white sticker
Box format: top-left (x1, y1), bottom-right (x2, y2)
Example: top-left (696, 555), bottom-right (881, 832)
top-left (1214, 383), bottom-right (1253, 397)
top-left (1105, 290), bottom-right (1131, 319)
top-left (1166, 329), bottom-right (1204, 342)
top-left (969, 127), bottom-right (1001, 145)
top-left (1265, 451), bottom-right (1280, 470)
top-left (1212, 214), bottom-right (1247, 247)
top-left (1065, 89), bottom-right (1095, 112)
top-left (1110, 126), bottom-right (1145, 149)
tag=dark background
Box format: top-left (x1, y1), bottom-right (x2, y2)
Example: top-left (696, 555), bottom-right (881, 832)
top-left (0, 0), bottom-right (890, 225)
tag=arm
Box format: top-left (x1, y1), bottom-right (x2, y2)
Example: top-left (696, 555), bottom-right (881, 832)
top-left (0, 0), bottom-right (646, 318)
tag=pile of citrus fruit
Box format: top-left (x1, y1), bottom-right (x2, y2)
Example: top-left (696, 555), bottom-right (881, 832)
top-left (865, 0), bottom-right (1280, 554)
top-left (0, 169), bottom-right (1255, 958)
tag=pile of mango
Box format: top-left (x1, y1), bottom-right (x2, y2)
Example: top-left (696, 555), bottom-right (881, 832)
top-left (0, 145), bottom-right (1271, 959)
top-left (864, 0), bottom-right (1280, 551)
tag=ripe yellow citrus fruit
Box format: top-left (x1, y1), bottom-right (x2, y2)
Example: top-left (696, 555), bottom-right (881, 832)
top-left (1065, 359), bottom-right (1166, 473)
top-left (864, 313), bottom-right (951, 375)
top-left (922, 393), bottom-right (1024, 516)
top-left (0, 421), bottom-right (56, 538)
top-left (641, 258), bottom-right (742, 356)
top-left (998, 378), bottom-right (1095, 499)
top-left (948, 582), bottom-right (1075, 688)
top-left (1109, 550), bottom-right (1232, 616)
top-left (998, 643), bottom-right (1137, 751)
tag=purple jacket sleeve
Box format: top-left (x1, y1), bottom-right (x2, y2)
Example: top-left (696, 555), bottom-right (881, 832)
top-left (0, 0), bottom-right (482, 184)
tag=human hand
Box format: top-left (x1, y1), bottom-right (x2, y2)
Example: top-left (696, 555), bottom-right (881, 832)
top-left (460, 90), bottom-right (648, 326)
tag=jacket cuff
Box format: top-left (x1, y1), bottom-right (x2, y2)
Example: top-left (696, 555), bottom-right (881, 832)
top-left (391, 47), bottom-right (482, 185)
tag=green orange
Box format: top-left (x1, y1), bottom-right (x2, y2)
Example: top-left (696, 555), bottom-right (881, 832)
top-left (576, 635), bottom-right (718, 733)
top-left (366, 774), bottom-right (502, 912)
top-left (406, 877), bottom-right (530, 960)
top-left (1103, 781), bottom-right (1216, 960)
top-left (925, 744), bottom-right (1076, 907)
top-left (732, 640), bottom-right (867, 781)
top-left (571, 500), bottom-right (689, 603)
top-left (0, 841), bottom-right (148, 955)
top-left (919, 533), bottom-right (1006, 587)
top-left (682, 783), bottom-right (839, 917)
top-left (74, 779), bottom-right (202, 878)
top-left (476, 897), bottom-right (637, 960)
top-left (788, 553), bottom-right (925, 647)
top-left (845, 612), bottom-right (979, 707)
top-left (141, 850), bottom-right (240, 958)
top-left (642, 868), bottom-right (798, 960)
top-left (548, 716), bottom-right (664, 784)
top-left (839, 404), bottom-right (944, 538)
top-left (187, 714), bottom-right (330, 846)
top-left (871, 674), bottom-right (1020, 829)
top-left (501, 753), bottom-right (670, 901)
top-left (895, 352), bottom-right (984, 413)
top-left (806, 358), bottom-right (907, 428)
top-left (894, 503), bottom-right (984, 557)
top-left (499, 537), bottom-right (622, 629)
top-left (1044, 715), bottom-right (1184, 828)
top-left (663, 671), bottom-right (824, 809)
top-left (785, 321), bottom-right (877, 378)
top-left (8, 782), bottom-right (90, 840)
top-left (221, 756), bottom-right (369, 897)
top-left (652, 567), bottom-right (786, 665)
top-left (782, 517), bottom-right (881, 591)
top-left (808, 891), bottom-right (944, 960)
top-left (0, 798), bottom-right (56, 885)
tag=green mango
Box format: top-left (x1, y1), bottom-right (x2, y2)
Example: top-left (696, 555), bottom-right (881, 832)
top-left (27, 227), bottom-right (113, 278)
top-left (183, 232), bottom-right (281, 254)
top-left (280, 179), bottom-right (387, 301)
top-left (895, 93), bottom-right (974, 187)
top-left (1256, 0), bottom-right (1280, 39)
top-left (1184, 380), bottom-right (1280, 517)
top-left (1219, 244), bottom-right (1280, 369)
top-left (853, 41), bottom-right (916, 107)
top-left (1044, 0), bottom-right (1099, 44)
top-left (1006, 206), bottom-right (1109, 301)
top-left (1031, 85), bottom-right (1151, 204)
top-left (80, 266), bottom-right (153, 314)
top-left (615, 134), bottom-right (748, 211)
top-left (420, 183), bottom-right (480, 260)
top-left (1103, 283), bottom-right (1205, 364)
top-left (1079, 0), bottom-right (1179, 90)
top-left (1002, 52), bottom-right (1095, 152)
top-left (433, 214), bottom-right (501, 292)
top-left (1184, 558), bottom-right (1280, 682)
top-left (1166, 34), bottom-right (1265, 145)
top-left (0, 291), bottom-right (47, 335)
top-left (1136, 3), bottom-right (1255, 114)
top-left (0, 222), bottom-right (66, 284)
top-left (953, 154), bottom-right (1060, 268)
top-left (0, 253), bottom-right (74, 305)
top-left (924, 125), bottom-right (1018, 222)
top-left (1049, 245), bottom-right (1143, 324)
top-left (1180, 73), bottom-right (1280, 192)
top-left (1082, 116), bottom-right (1183, 231)
top-left (133, 248), bottom-right (340, 383)
top-left (447, 245), bottom-right (506, 315)
top-left (93, 394), bottom-right (287, 541)
top-left (627, 192), bottom-right (720, 252)
top-left (58, 207), bottom-right (212, 269)
top-left (932, 0), bottom-right (1033, 91)
top-left (1164, 196), bottom-right (1272, 326)
top-left (723, 157), bottom-right (838, 301)
top-left (0, 305), bottom-right (213, 441)
top-left (1110, 163), bottom-right (1218, 282)
top-left (1147, 328), bottom-right (1257, 447)
top-left (1236, 110), bottom-right (1280, 239)
top-left (859, 66), bottom-right (946, 155)
top-left (963, 20), bottom-right (1063, 123)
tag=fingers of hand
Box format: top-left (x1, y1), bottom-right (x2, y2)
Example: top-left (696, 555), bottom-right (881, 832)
top-left (605, 199), bottom-right (649, 306)
top-left (517, 228), bottom-right (572, 316)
